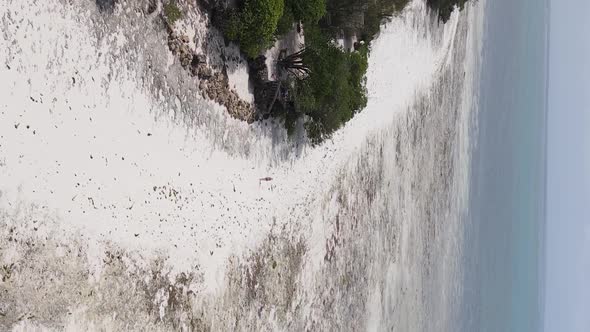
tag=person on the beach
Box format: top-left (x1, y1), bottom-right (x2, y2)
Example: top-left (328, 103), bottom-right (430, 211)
top-left (259, 177), bottom-right (272, 184)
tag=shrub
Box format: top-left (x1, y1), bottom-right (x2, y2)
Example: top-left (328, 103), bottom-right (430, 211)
top-left (223, 9), bottom-right (242, 41)
top-left (163, 1), bottom-right (182, 25)
top-left (236, 0), bottom-right (285, 58)
top-left (287, 0), bottom-right (327, 23)
top-left (276, 5), bottom-right (296, 36)
top-left (293, 26), bottom-right (368, 143)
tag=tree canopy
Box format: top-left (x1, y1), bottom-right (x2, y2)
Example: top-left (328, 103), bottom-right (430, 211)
top-left (225, 0), bottom-right (285, 58)
top-left (292, 26), bottom-right (368, 143)
top-left (286, 0), bottom-right (327, 23)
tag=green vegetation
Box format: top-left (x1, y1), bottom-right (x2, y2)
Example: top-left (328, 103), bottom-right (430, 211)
top-left (275, 0), bottom-right (394, 142)
top-left (163, 1), bottom-right (182, 25)
top-left (275, 5), bottom-right (296, 36)
top-left (223, 8), bottom-right (242, 41)
top-left (292, 26), bottom-right (368, 143)
top-left (286, 0), bottom-right (327, 23)
top-left (223, 0), bottom-right (285, 58)
top-left (213, 0), bottom-right (470, 142)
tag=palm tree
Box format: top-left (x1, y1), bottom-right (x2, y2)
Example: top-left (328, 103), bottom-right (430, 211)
top-left (277, 48), bottom-right (311, 79)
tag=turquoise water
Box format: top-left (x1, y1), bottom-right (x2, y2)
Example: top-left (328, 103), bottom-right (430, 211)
top-left (464, 0), bottom-right (549, 330)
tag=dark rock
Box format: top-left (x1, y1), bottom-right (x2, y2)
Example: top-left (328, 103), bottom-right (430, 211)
top-left (146, 0), bottom-right (157, 15)
top-left (197, 65), bottom-right (213, 79)
top-left (192, 54), bottom-right (207, 66)
top-left (95, 0), bottom-right (117, 13)
top-left (180, 55), bottom-right (192, 67)
top-left (191, 54), bottom-right (208, 76)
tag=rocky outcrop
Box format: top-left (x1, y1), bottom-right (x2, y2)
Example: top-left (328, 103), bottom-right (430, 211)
top-left (166, 27), bottom-right (255, 122)
top-left (200, 72), bottom-right (254, 121)
top-left (167, 33), bottom-right (193, 67)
